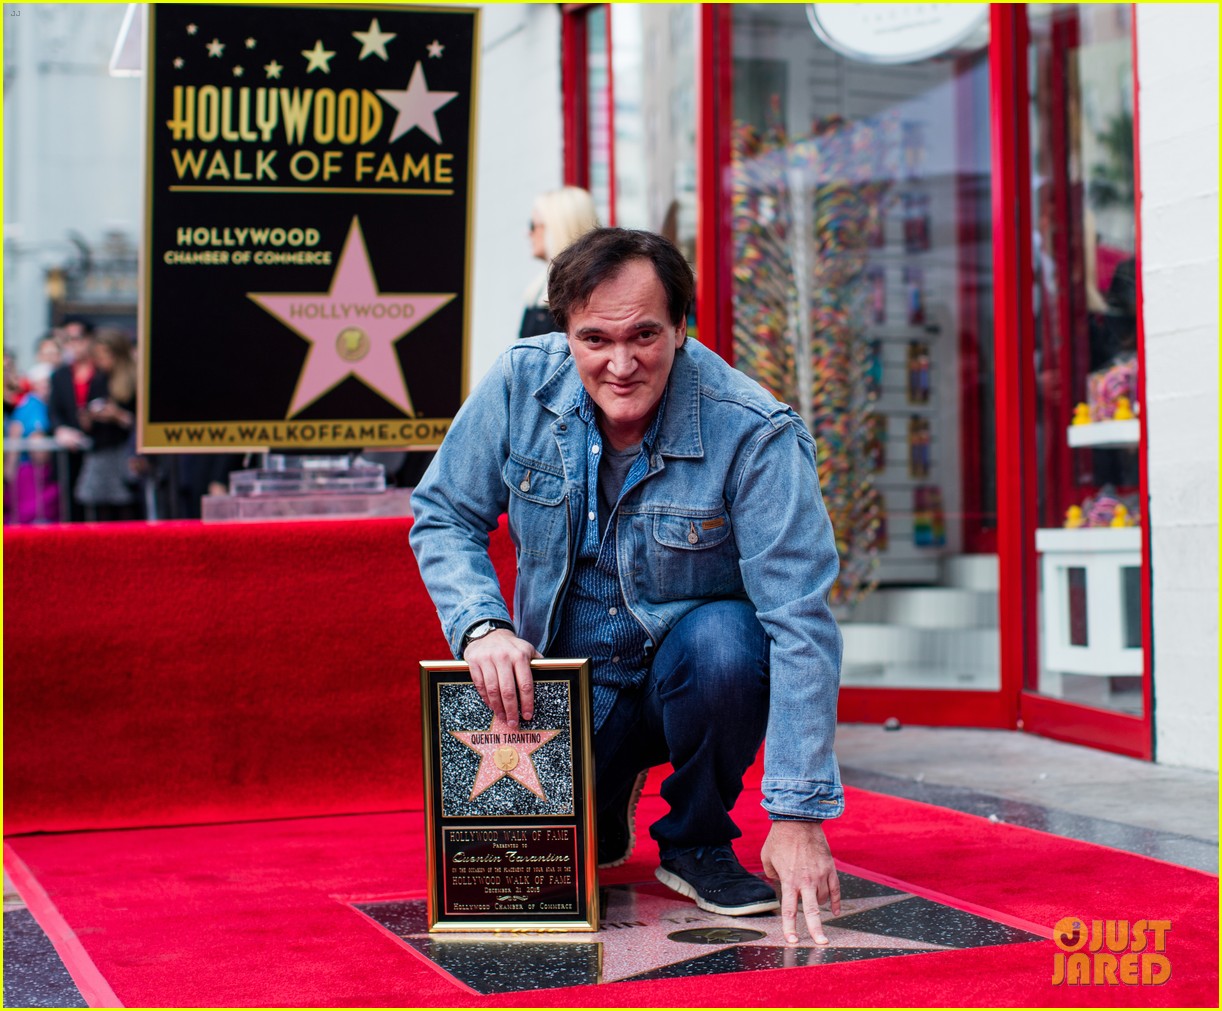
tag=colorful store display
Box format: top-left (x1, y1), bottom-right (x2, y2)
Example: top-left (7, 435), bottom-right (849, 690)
top-left (731, 112), bottom-right (897, 605)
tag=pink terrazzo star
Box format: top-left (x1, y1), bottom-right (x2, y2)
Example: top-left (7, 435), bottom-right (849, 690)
top-left (248, 217), bottom-right (454, 417)
top-left (451, 714), bottom-right (561, 801)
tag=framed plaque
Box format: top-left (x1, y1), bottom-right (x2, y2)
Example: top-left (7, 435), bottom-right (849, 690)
top-left (420, 659), bottom-right (599, 932)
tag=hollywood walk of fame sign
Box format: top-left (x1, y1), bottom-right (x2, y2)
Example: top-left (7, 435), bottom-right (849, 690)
top-left (420, 659), bottom-right (599, 932)
top-left (139, 4), bottom-right (478, 451)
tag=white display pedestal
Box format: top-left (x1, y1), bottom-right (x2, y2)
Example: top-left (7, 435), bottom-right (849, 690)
top-left (201, 454), bottom-right (410, 523)
top-left (202, 488), bottom-right (412, 522)
top-left (1034, 526), bottom-right (1142, 676)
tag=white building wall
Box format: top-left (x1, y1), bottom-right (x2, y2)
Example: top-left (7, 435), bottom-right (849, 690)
top-left (3, 3), bottom-right (144, 359)
top-left (466, 3), bottom-right (563, 387)
top-left (1136, 4), bottom-right (1219, 771)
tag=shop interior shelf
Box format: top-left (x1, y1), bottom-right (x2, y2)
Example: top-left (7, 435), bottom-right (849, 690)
top-left (1035, 526), bottom-right (1141, 553)
top-left (1065, 419), bottom-right (1140, 449)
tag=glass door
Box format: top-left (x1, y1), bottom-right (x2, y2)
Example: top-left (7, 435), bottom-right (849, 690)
top-left (1020, 4), bottom-right (1151, 755)
top-left (719, 4), bottom-right (1006, 725)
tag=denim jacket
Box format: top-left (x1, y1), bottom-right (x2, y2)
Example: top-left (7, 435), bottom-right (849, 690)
top-left (410, 334), bottom-right (844, 820)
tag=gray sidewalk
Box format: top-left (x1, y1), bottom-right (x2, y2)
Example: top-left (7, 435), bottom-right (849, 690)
top-left (835, 723), bottom-right (1219, 873)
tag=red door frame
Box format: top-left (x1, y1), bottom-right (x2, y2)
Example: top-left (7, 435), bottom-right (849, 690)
top-left (697, 5), bottom-right (734, 362)
top-left (561, 6), bottom-right (590, 189)
top-left (560, 3), bottom-right (1153, 757)
top-left (953, 49), bottom-right (996, 555)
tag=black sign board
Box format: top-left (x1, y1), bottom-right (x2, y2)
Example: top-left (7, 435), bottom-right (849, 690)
top-left (420, 660), bottom-right (599, 932)
top-left (140, 3), bottom-right (478, 451)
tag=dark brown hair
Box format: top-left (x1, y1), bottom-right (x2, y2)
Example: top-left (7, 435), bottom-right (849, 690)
top-left (547, 227), bottom-right (694, 331)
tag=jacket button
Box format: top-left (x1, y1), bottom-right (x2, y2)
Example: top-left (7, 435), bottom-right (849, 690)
top-left (519, 480), bottom-right (530, 492)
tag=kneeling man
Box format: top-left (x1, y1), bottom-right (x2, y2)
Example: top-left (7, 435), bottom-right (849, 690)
top-left (410, 228), bottom-right (844, 944)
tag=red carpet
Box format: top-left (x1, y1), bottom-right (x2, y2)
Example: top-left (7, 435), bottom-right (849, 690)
top-left (3, 518), bottom-right (515, 834)
top-left (6, 785), bottom-right (1216, 1008)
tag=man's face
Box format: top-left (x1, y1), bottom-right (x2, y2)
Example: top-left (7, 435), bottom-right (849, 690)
top-left (566, 259), bottom-right (685, 450)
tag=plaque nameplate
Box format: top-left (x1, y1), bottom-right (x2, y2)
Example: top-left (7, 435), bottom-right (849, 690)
top-left (420, 659), bottom-right (598, 932)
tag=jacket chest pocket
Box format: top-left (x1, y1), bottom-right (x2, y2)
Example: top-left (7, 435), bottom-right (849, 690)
top-left (647, 509), bottom-right (741, 600)
top-left (503, 456), bottom-right (567, 560)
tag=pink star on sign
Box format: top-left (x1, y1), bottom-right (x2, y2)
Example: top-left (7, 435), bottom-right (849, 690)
top-left (247, 217), bottom-right (454, 417)
top-left (451, 714), bottom-right (561, 801)
top-left (377, 61), bottom-right (458, 144)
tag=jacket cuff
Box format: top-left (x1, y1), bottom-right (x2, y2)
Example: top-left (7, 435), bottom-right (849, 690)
top-left (445, 597), bottom-right (514, 658)
top-left (761, 779), bottom-right (845, 821)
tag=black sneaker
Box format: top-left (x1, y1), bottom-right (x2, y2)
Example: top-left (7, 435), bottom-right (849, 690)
top-left (597, 769), bottom-right (648, 868)
top-left (655, 845), bottom-right (780, 916)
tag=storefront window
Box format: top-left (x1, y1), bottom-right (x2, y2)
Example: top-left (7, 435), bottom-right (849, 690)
top-left (585, 6), bottom-right (612, 224)
top-left (1027, 5), bottom-right (1143, 715)
top-left (581, 5), bottom-right (697, 258)
top-left (728, 5), bottom-right (997, 691)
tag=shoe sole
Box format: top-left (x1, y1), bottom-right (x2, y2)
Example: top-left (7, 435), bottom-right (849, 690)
top-left (654, 866), bottom-right (781, 917)
top-left (597, 769), bottom-right (648, 869)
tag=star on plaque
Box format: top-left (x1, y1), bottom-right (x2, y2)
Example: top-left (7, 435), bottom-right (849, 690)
top-left (302, 39), bottom-right (336, 74)
top-left (451, 714), bottom-right (561, 801)
top-left (245, 37), bottom-right (257, 50)
top-left (206, 38), bottom-right (224, 58)
top-left (232, 65), bottom-right (244, 78)
top-left (247, 217), bottom-right (455, 417)
top-left (264, 59), bottom-right (283, 80)
top-left (353, 17), bottom-right (396, 61)
top-left (173, 57), bottom-right (184, 69)
top-left (427, 39), bottom-right (445, 59)
top-left (186, 23), bottom-right (198, 36)
top-left (376, 61), bottom-right (458, 144)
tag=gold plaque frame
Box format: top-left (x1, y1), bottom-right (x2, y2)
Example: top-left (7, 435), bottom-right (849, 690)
top-left (419, 658), bottom-right (598, 932)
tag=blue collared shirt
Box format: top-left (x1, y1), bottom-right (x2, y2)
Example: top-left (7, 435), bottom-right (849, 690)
top-left (551, 387), bottom-right (668, 729)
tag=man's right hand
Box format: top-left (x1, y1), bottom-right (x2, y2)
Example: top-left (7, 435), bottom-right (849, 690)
top-left (462, 629), bottom-right (541, 729)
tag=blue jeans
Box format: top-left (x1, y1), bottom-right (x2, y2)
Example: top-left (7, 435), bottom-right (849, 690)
top-left (594, 599), bottom-right (770, 857)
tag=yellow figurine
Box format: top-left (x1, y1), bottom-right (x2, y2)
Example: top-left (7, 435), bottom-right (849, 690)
top-left (1072, 402), bottom-right (1092, 426)
top-left (1113, 396), bottom-right (1135, 421)
top-left (1065, 505), bottom-right (1085, 529)
top-left (1110, 504), bottom-right (1130, 527)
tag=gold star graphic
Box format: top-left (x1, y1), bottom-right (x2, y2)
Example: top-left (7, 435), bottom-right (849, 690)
top-left (302, 39), bottom-right (336, 74)
top-left (353, 17), bottom-right (396, 61)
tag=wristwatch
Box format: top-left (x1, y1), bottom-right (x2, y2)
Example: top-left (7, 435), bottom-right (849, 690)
top-left (461, 619), bottom-right (513, 652)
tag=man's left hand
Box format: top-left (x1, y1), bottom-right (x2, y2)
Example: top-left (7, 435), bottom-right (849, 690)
top-left (760, 820), bottom-right (841, 945)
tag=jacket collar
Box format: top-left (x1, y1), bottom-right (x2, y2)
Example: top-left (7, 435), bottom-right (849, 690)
top-left (533, 336), bottom-right (704, 460)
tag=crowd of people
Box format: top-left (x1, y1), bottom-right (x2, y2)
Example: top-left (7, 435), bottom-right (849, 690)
top-left (3, 318), bottom-right (241, 524)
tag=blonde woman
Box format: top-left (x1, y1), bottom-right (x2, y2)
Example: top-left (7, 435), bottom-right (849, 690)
top-left (519, 186), bottom-right (599, 340)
